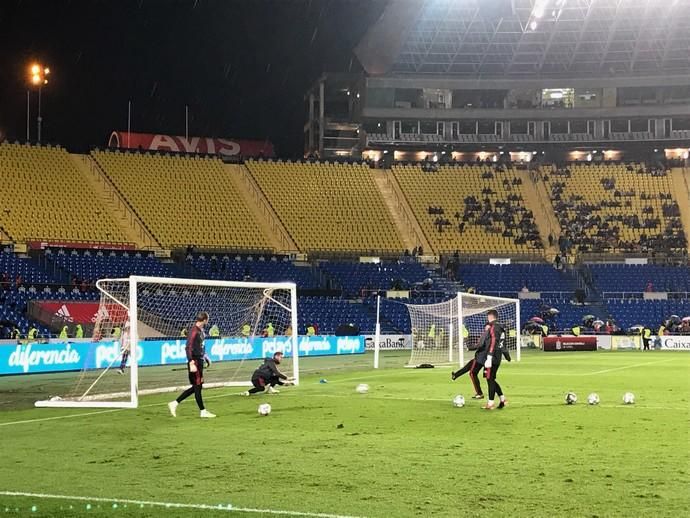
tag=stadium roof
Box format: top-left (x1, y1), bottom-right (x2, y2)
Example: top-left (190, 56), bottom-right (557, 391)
top-left (356, 0), bottom-right (690, 78)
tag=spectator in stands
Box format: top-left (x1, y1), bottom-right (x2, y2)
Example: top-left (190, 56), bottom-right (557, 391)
top-left (645, 281), bottom-right (654, 292)
top-left (521, 284), bottom-right (529, 293)
top-left (15, 274), bottom-right (22, 288)
top-left (553, 254), bottom-right (562, 270)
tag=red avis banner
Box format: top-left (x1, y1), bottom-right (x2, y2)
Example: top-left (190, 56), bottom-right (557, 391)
top-left (36, 302), bottom-right (128, 325)
top-left (108, 132), bottom-right (274, 158)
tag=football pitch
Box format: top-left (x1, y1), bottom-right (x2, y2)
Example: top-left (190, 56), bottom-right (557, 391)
top-left (0, 350), bottom-right (688, 517)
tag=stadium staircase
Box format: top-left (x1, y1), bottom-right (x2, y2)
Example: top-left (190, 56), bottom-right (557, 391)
top-left (231, 164), bottom-right (297, 253)
top-left (371, 170), bottom-right (428, 253)
top-left (671, 167), bottom-right (690, 255)
top-left (75, 154), bottom-right (162, 250)
top-left (519, 171), bottom-right (561, 260)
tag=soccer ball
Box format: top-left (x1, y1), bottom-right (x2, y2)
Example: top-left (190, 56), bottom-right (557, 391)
top-left (452, 395), bottom-right (465, 408)
top-left (587, 393), bottom-right (600, 405)
top-left (356, 383), bottom-right (369, 394)
top-left (622, 392), bottom-right (635, 405)
top-left (258, 403), bottom-right (271, 416)
top-left (565, 392), bottom-right (578, 405)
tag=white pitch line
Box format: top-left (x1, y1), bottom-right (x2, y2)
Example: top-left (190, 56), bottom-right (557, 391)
top-left (583, 358), bottom-right (675, 376)
top-left (0, 491), bottom-right (363, 518)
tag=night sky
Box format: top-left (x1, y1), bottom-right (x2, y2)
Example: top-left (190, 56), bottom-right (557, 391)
top-left (0, 0), bottom-right (387, 156)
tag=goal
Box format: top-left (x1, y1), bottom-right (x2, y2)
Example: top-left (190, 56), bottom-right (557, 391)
top-left (398, 293), bottom-right (520, 367)
top-left (35, 276), bottom-right (298, 408)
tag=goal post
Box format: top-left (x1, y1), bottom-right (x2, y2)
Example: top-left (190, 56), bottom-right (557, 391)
top-left (401, 292), bottom-right (520, 368)
top-left (457, 292), bottom-right (520, 365)
top-left (35, 276), bottom-right (298, 409)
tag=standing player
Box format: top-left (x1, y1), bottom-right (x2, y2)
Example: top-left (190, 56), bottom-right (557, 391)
top-left (481, 309), bottom-right (511, 410)
top-left (168, 312), bottom-right (215, 418)
top-left (241, 351), bottom-right (294, 395)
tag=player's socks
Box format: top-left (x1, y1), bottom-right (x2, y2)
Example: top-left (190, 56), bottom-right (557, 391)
top-left (482, 401), bottom-right (495, 410)
top-left (267, 386), bottom-right (280, 394)
top-left (167, 401), bottom-right (178, 417)
top-left (451, 371), bottom-right (459, 381)
top-left (200, 409), bottom-right (216, 418)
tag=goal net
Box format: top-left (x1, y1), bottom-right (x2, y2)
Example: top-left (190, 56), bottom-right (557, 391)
top-left (35, 276), bottom-right (297, 408)
top-left (405, 293), bottom-right (520, 367)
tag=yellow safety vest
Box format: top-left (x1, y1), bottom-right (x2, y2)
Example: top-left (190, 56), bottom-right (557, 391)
top-left (428, 324), bottom-right (436, 338)
top-left (306, 326), bottom-right (315, 336)
top-left (209, 325), bottom-right (220, 337)
top-left (241, 324), bottom-right (251, 336)
top-left (266, 324), bottom-right (274, 337)
top-left (75, 325), bottom-right (84, 338)
top-left (59, 327), bottom-right (68, 339)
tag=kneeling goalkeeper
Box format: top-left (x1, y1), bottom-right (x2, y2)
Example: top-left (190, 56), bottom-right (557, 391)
top-left (242, 352), bottom-right (294, 395)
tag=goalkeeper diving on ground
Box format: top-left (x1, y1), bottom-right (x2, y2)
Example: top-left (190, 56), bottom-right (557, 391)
top-left (241, 351), bottom-right (295, 395)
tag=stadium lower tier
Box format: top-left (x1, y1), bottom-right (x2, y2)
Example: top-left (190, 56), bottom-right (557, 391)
top-left (1, 249), bottom-right (689, 338)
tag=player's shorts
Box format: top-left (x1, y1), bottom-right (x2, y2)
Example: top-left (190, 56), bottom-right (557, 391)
top-left (188, 359), bottom-right (204, 386)
top-left (251, 375), bottom-right (266, 390)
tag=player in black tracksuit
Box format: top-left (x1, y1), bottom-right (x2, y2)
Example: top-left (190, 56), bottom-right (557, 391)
top-left (451, 343), bottom-right (485, 399)
top-left (243, 352), bottom-right (293, 395)
top-left (168, 312), bottom-right (215, 418)
top-left (478, 309), bottom-right (511, 409)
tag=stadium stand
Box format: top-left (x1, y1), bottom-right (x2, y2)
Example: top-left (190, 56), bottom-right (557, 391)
top-left (589, 264), bottom-right (690, 294)
top-left (605, 299), bottom-right (690, 329)
top-left (46, 248), bottom-right (175, 283)
top-left (298, 297), bottom-right (376, 335)
top-left (189, 254), bottom-right (319, 289)
top-left (0, 142), bottom-right (129, 243)
top-left (320, 261), bottom-right (429, 297)
top-left (245, 160), bottom-right (404, 254)
top-left (91, 150), bottom-right (273, 250)
top-left (455, 263), bottom-right (576, 295)
top-left (391, 164), bottom-right (543, 255)
top-left (546, 163), bottom-right (686, 254)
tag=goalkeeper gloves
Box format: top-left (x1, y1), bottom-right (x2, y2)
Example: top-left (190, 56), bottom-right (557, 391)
top-left (189, 361), bottom-right (198, 373)
top-left (204, 354), bottom-right (212, 368)
top-left (484, 355), bottom-right (493, 369)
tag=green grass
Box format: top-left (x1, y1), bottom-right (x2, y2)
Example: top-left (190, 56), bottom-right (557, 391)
top-left (1, 350), bottom-right (689, 517)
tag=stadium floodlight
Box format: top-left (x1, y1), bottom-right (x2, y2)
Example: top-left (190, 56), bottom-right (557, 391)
top-left (27, 62), bottom-right (50, 142)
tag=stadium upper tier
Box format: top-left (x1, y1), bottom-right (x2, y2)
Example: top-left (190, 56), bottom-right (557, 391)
top-left (245, 160), bottom-right (404, 254)
top-left (545, 163), bottom-right (686, 254)
top-left (91, 150), bottom-right (272, 250)
top-left (392, 164), bottom-right (542, 255)
top-left (0, 143), bottom-right (129, 243)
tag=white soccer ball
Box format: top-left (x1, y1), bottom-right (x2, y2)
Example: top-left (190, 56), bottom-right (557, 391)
top-left (258, 403), bottom-right (271, 416)
top-left (356, 383), bottom-right (369, 394)
top-left (622, 392), bottom-right (635, 405)
top-left (452, 395), bottom-right (465, 408)
top-left (587, 393), bottom-right (600, 405)
top-left (565, 392), bottom-right (578, 405)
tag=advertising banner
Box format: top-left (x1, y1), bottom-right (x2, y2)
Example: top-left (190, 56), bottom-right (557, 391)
top-left (0, 335), bottom-right (365, 375)
top-left (364, 334), bottom-right (412, 350)
top-left (108, 132), bottom-right (274, 158)
top-left (32, 302), bottom-right (127, 325)
top-left (543, 336), bottom-right (597, 352)
top-left (653, 335), bottom-right (690, 350)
